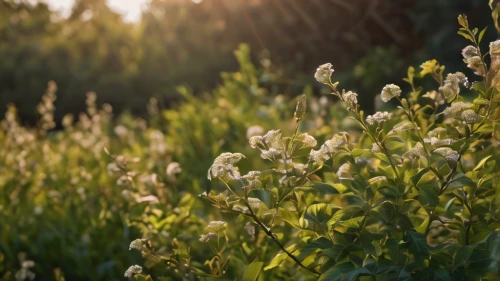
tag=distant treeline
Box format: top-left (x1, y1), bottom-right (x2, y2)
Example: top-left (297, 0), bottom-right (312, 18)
top-left (0, 0), bottom-right (493, 124)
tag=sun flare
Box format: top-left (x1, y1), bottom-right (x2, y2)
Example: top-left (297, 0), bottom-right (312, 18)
top-left (42, 0), bottom-right (150, 22)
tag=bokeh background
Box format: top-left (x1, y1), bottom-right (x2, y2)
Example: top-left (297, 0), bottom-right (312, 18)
top-left (1, 1), bottom-right (500, 281)
top-left (0, 0), bottom-right (495, 124)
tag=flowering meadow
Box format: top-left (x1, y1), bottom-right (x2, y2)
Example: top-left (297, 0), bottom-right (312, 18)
top-left (2, 5), bottom-right (500, 281)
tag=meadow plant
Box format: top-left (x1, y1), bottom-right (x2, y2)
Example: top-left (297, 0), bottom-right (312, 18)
top-left (128, 12), bottom-right (500, 281)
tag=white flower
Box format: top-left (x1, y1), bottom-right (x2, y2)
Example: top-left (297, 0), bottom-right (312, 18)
top-left (129, 239), bottom-right (144, 251)
top-left (440, 72), bottom-right (468, 99)
top-left (166, 162), bottom-right (182, 181)
top-left (404, 143), bottom-right (426, 158)
top-left (246, 125), bottom-right (265, 139)
top-left (205, 221), bottom-right (227, 233)
top-left (366, 111), bottom-right (393, 125)
top-left (199, 232), bottom-right (218, 242)
top-left (260, 148), bottom-right (282, 161)
top-left (314, 63), bottom-right (334, 84)
top-left (249, 136), bottom-right (263, 148)
top-left (380, 84), bottom-right (401, 102)
top-left (242, 171), bottom-right (262, 189)
top-left (342, 90), bottom-right (358, 111)
top-left (443, 102), bottom-right (472, 119)
top-left (124, 265), bottom-right (142, 277)
top-left (263, 129), bottom-right (282, 145)
top-left (434, 147), bottom-right (459, 162)
top-left (464, 56), bottom-right (486, 76)
top-left (296, 133), bottom-right (317, 148)
top-left (490, 40), bottom-right (500, 55)
top-left (460, 109), bottom-right (480, 124)
top-left (309, 148), bottom-right (330, 164)
top-left (208, 152), bottom-right (245, 181)
top-left (462, 45), bottom-right (479, 59)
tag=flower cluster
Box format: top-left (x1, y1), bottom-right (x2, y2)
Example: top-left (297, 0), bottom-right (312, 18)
top-left (443, 101), bottom-right (472, 119)
top-left (342, 90), bottom-right (358, 111)
top-left (366, 111), bottom-right (393, 126)
top-left (440, 72), bottom-right (468, 99)
top-left (314, 63), bottom-right (334, 84)
top-left (208, 153), bottom-right (245, 181)
top-left (124, 265), bottom-right (142, 278)
top-left (462, 45), bottom-right (486, 76)
top-left (309, 133), bottom-right (348, 164)
top-left (380, 84), bottom-right (401, 102)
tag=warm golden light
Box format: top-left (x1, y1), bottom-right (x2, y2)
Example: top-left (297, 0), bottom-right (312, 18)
top-left (41, 0), bottom-right (149, 22)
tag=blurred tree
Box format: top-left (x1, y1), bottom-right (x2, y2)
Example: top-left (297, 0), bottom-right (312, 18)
top-left (0, 0), bottom-right (495, 123)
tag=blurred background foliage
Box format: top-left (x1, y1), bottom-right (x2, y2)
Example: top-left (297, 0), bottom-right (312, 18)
top-left (0, 0), bottom-right (496, 124)
top-left (1, 0), bottom-right (500, 280)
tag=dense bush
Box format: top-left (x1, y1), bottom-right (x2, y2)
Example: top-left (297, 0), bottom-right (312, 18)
top-left (1, 3), bottom-right (500, 281)
top-left (132, 10), bottom-right (500, 281)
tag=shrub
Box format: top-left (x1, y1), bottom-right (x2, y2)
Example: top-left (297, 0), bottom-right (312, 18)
top-left (130, 11), bottom-right (500, 281)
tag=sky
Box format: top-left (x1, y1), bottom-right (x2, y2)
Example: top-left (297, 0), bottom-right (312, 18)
top-left (40, 0), bottom-right (150, 22)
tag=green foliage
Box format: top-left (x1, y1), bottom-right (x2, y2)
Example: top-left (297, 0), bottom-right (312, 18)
top-left (2, 3), bottom-right (500, 281)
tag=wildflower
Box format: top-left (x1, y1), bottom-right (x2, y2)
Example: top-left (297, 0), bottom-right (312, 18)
top-left (205, 221), bottom-right (227, 233)
top-left (263, 129), bottom-right (282, 145)
top-left (199, 232), bottom-right (218, 243)
top-left (296, 133), bottom-right (317, 148)
top-left (462, 45), bottom-right (480, 59)
top-left (371, 143), bottom-right (382, 153)
top-left (114, 125), bottom-right (128, 138)
top-left (427, 127), bottom-right (448, 138)
top-left (324, 133), bottom-right (348, 153)
top-left (249, 136), bottom-right (263, 148)
top-left (242, 171), bottom-right (262, 189)
top-left (342, 90), bottom-right (358, 111)
top-left (440, 72), bottom-right (468, 99)
top-left (279, 175), bottom-right (298, 187)
top-left (314, 63), bottom-right (334, 84)
top-left (295, 94), bottom-right (307, 121)
top-left (124, 265), bottom-right (142, 278)
top-left (434, 147), bottom-right (459, 162)
top-left (490, 40), bottom-right (500, 55)
top-left (464, 56), bottom-right (486, 76)
top-left (166, 162), bottom-right (182, 182)
top-left (460, 109), bottom-right (480, 124)
top-left (129, 239), bottom-right (144, 251)
top-left (404, 143), bottom-right (426, 158)
top-left (246, 125), bottom-right (265, 139)
top-left (380, 84), bottom-right (401, 102)
top-left (443, 102), bottom-right (472, 119)
top-left (260, 148), bottom-right (282, 161)
top-left (208, 152), bottom-right (245, 181)
top-left (366, 111), bottom-right (393, 125)
top-left (309, 148), bottom-right (330, 164)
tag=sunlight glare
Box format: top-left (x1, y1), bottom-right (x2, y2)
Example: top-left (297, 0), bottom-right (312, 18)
top-left (41, 0), bottom-right (150, 22)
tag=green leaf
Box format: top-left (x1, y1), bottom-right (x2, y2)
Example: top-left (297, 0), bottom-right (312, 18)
top-left (305, 203), bottom-right (341, 227)
top-left (473, 155), bottom-right (493, 171)
top-left (453, 245), bottom-right (473, 269)
top-left (134, 275), bottom-right (154, 281)
top-left (243, 261), bottom-right (263, 281)
top-left (405, 231), bottom-right (429, 264)
top-left (263, 251), bottom-right (288, 271)
top-left (478, 27), bottom-right (488, 43)
top-left (432, 268), bottom-right (451, 281)
top-left (319, 261), bottom-right (356, 281)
